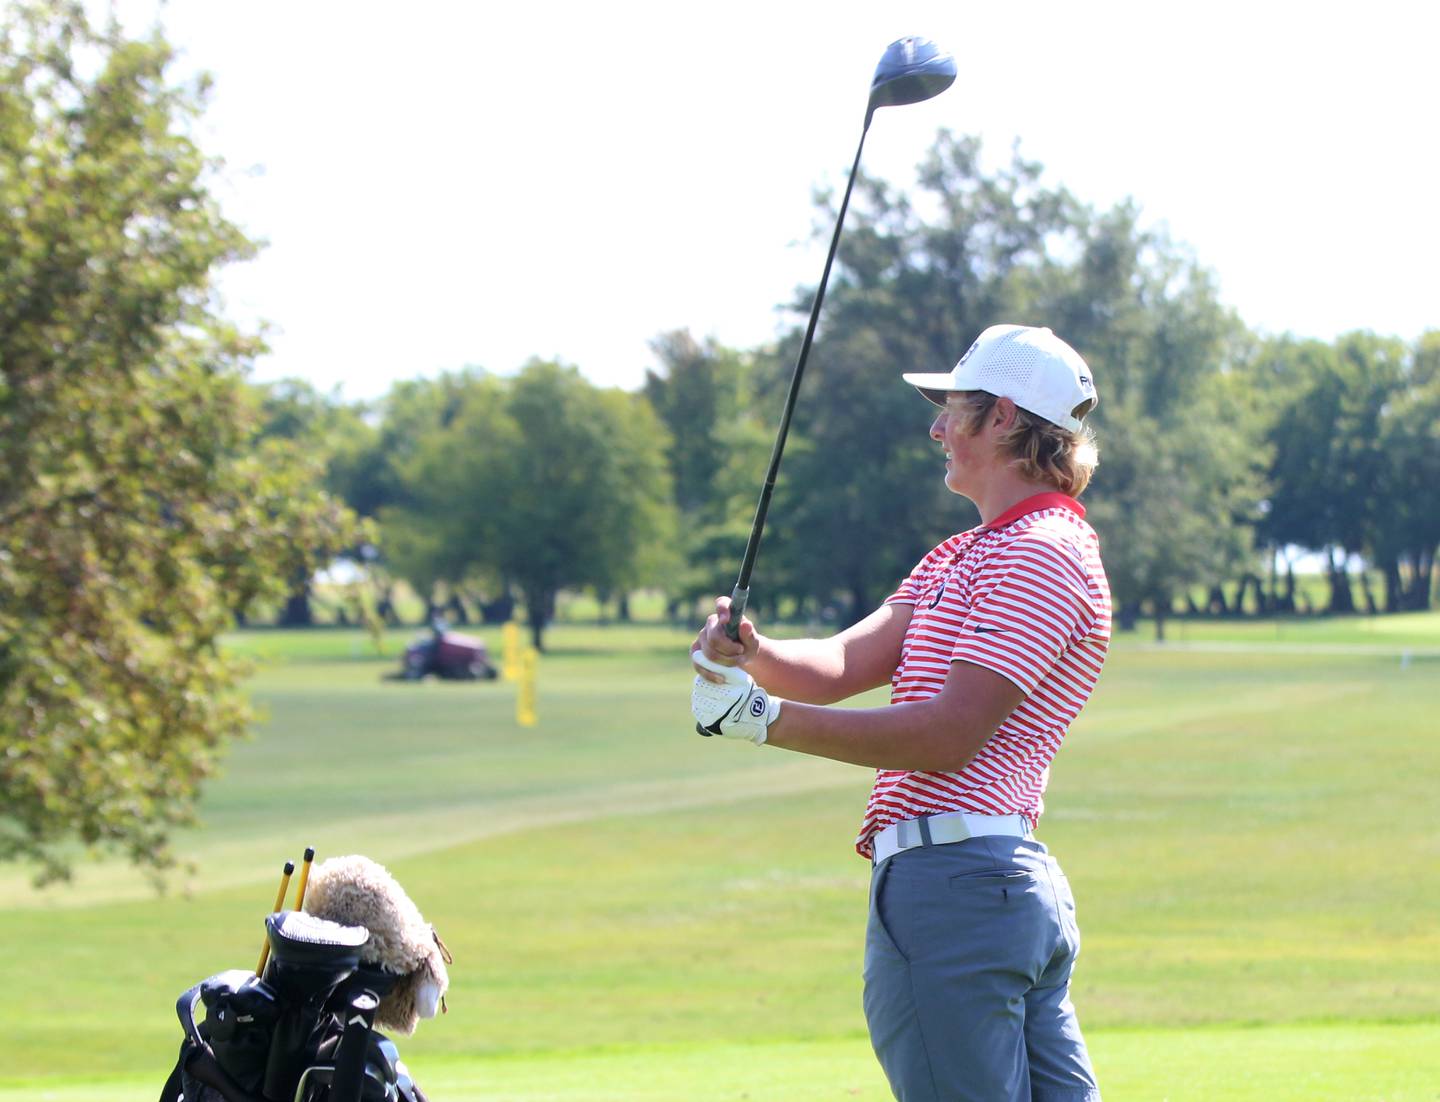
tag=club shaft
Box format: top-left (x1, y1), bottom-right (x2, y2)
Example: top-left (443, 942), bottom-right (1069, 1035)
top-left (256, 860), bottom-right (295, 976)
top-left (293, 846), bottom-right (315, 912)
top-left (727, 121), bottom-right (871, 639)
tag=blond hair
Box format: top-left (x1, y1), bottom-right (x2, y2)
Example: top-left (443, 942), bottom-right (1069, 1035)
top-left (948, 391), bottom-right (1099, 496)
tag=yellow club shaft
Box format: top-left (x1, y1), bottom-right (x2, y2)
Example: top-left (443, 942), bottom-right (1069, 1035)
top-left (293, 846), bottom-right (316, 912)
top-left (255, 860), bottom-right (295, 976)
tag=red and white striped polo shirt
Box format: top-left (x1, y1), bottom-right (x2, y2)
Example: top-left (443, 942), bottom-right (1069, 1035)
top-left (855, 492), bottom-right (1111, 859)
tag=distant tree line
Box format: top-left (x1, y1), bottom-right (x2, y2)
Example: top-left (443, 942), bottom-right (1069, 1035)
top-left (273, 135), bottom-right (1437, 646)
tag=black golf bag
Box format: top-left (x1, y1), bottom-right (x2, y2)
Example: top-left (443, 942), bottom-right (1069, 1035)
top-left (159, 911), bottom-right (429, 1102)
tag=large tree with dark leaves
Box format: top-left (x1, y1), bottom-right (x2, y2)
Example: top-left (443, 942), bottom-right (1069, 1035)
top-left (641, 331), bottom-right (772, 615)
top-left (1258, 331), bottom-right (1440, 612)
top-left (0, 3), bottom-right (361, 884)
top-left (757, 135), bottom-right (1076, 620)
top-left (760, 132), bottom-right (1259, 631)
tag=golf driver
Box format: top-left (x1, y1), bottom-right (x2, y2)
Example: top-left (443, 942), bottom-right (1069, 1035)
top-left (724, 36), bottom-right (955, 640)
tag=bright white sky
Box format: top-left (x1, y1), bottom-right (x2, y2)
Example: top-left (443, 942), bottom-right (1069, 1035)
top-left (111, 0), bottom-right (1438, 401)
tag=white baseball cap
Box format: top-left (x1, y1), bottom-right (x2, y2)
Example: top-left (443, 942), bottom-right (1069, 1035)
top-left (902, 324), bottom-right (1098, 431)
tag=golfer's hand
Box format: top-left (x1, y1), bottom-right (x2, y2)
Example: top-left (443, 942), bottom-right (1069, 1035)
top-left (690, 652), bottom-right (781, 745)
top-left (692, 597), bottom-right (759, 683)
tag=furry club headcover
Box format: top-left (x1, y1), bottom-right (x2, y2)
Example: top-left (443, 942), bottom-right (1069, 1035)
top-left (303, 855), bottom-right (451, 1035)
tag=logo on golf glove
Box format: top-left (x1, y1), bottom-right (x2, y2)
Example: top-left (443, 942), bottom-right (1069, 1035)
top-left (690, 652), bottom-right (782, 745)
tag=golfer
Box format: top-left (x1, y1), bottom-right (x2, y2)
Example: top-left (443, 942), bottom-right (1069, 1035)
top-left (691, 324), bottom-right (1109, 1102)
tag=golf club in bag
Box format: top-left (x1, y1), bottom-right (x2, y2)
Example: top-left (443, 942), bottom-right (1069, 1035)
top-left (722, 36), bottom-right (955, 642)
top-left (159, 911), bottom-right (427, 1102)
top-left (159, 852), bottom-right (448, 1102)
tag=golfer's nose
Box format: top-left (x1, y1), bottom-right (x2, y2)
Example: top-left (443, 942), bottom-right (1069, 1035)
top-left (930, 413), bottom-right (946, 441)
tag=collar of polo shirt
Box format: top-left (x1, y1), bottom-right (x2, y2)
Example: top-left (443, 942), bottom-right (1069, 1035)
top-left (983, 492), bottom-right (1084, 530)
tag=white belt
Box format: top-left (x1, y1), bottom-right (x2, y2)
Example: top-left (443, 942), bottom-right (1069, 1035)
top-left (872, 811), bottom-right (1033, 866)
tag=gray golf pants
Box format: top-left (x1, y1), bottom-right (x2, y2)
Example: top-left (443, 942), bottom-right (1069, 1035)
top-left (863, 835), bottom-right (1100, 1101)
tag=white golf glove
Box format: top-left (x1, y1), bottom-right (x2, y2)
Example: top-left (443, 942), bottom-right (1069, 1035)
top-left (690, 651), bottom-right (782, 745)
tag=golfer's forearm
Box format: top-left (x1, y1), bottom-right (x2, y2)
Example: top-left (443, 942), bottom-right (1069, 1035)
top-left (764, 698), bottom-right (992, 773)
top-left (747, 635), bottom-right (852, 704)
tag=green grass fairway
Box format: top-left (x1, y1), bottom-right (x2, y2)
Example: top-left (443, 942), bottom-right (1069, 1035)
top-left (4, 621), bottom-right (1438, 1099)
top-left (7, 1026), bottom-right (1440, 1102)
top-left (1153, 607), bottom-right (1440, 647)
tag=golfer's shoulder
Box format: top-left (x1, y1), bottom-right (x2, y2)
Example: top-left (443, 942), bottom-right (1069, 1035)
top-left (994, 510), bottom-right (1102, 585)
top-left (916, 530), bottom-right (970, 568)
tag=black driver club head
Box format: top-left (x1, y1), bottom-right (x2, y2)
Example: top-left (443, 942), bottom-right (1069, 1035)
top-left (866, 36), bottom-right (956, 124)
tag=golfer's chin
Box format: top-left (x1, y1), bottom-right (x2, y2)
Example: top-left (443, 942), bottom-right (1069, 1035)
top-left (943, 473), bottom-right (979, 506)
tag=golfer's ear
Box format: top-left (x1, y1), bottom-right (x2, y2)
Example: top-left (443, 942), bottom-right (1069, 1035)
top-left (992, 397), bottom-right (1019, 429)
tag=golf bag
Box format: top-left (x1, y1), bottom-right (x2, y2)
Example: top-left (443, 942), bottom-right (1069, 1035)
top-left (158, 911), bottom-right (428, 1102)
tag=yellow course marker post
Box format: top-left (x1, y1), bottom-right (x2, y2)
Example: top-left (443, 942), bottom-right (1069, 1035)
top-left (517, 646), bottom-right (538, 727)
top-left (256, 859), bottom-right (295, 976)
top-left (502, 621), bottom-right (520, 681)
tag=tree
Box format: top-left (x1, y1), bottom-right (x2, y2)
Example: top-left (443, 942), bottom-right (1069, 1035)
top-left (1038, 206), bottom-right (1263, 634)
top-left (1348, 333), bottom-right (1439, 611)
top-left (755, 131), bottom-right (1261, 632)
top-left (0, 3), bottom-right (362, 884)
top-left (763, 322), bottom-right (963, 621)
top-left (752, 135), bottom-right (1077, 622)
top-left (500, 362), bottom-right (676, 646)
top-left (643, 331), bottom-right (728, 515)
top-left (1383, 332), bottom-right (1440, 609)
top-left (252, 378), bottom-right (377, 625)
top-left (348, 372), bottom-right (483, 623)
top-left (383, 363), bottom-right (677, 649)
top-left (641, 331), bottom-right (765, 616)
top-left (1258, 333), bottom-right (1415, 613)
top-left (1084, 393), bottom-right (1259, 637)
top-left (375, 372), bottom-right (510, 622)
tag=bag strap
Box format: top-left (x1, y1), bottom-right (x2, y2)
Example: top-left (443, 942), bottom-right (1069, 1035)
top-left (184, 1046), bottom-right (270, 1102)
top-left (156, 984), bottom-right (204, 1102)
top-left (175, 982), bottom-right (206, 1046)
top-left (157, 1061), bottom-right (184, 1102)
top-left (168, 983), bottom-right (269, 1102)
